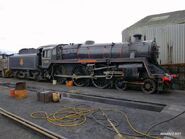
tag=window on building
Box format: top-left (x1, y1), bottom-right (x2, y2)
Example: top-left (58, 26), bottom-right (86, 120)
top-left (167, 44), bottom-right (173, 64)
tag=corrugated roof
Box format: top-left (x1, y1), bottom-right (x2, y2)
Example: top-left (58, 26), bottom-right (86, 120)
top-left (125, 10), bottom-right (185, 30)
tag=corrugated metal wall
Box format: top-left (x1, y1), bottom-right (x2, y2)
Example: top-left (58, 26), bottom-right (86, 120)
top-left (122, 24), bottom-right (185, 65)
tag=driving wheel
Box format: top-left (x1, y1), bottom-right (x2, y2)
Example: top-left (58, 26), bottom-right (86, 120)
top-left (141, 79), bottom-right (156, 94)
top-left (92, 64), bottom-right (111, 89)
top-left (72, 65), bottom-right (90, 87)
top-left (115, 79), bottom-right (127, 91)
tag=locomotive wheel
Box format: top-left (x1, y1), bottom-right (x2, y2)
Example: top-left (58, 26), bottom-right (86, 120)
top-left (72, 65), bottom-right (90, 87)
top-left (92, 64), bottom-right (111, 89)
top-left (16, 71), bottom-right (26, 79)
top-left (53, 65), bottom-right (66, 84)
top-left (141, 79), bottom-right (156, 94)
top-left (34, 71), bottom-right (42, 81)
top-left (115, 79), bottom-right (127, 91)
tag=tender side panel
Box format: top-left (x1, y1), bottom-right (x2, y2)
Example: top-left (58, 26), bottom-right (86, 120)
top-left (9, 54), bottom-right (39, 70)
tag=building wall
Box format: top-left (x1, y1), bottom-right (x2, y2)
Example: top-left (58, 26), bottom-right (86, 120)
top-left (122, 24), bottom-right (185, 65)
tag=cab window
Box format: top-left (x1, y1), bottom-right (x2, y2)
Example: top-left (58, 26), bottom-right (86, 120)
top-left (47, 50), bottom-right (51, 58)
top-left (42, 50), bottom-right (51, 58)
top-left (42, 51), bottom-right (45, 57)
top-left (52, 48), bottom-right (56, 55)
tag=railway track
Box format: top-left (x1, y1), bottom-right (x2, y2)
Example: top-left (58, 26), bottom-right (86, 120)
top-left (0, 107), bottom-right (67, 139)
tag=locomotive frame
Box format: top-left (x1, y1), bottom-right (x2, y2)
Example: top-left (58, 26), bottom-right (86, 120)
top-left (51, 57), bottom-right (168, 94)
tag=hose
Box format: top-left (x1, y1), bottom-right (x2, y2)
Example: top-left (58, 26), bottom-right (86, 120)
top-left (146, 110), bottom-right (185, 134)
top-left (31, 105), bottom-right (180, 139)
top-left (91, 109), bottom-right (162, 139)
top-left (31, 106), bottom-right (95, 127)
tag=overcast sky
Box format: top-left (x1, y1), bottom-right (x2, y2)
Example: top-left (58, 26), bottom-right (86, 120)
top-left (0, 0), bottom-right (184, 53)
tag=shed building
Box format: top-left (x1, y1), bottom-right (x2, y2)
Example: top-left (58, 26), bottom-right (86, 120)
top-left (122, 10), bottom-right (185, 65)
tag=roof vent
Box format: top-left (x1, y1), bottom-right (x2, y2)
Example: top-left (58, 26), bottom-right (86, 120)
top-left (85, 40), bottom-right (95, 45)
top-left (148, 15), bottom-right (169, 22)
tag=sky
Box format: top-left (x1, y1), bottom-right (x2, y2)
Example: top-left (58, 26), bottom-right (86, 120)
top-left (0, 0), bottom-right (184, 53)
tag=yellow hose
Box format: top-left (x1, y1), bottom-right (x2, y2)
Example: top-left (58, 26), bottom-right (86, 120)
top-left (31, 106), bottom-right (162, 139)
top-left (31, 107), bottom-right (95, 127)
top-left (118, 110), bottom-right (162, 139)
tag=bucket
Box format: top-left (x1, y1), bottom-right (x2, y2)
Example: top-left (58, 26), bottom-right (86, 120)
top-left (9, 88), bottom-right (15, 97)
top-left (52, 92), bottom-right (61, 102)
top-left (52, 80), bottom-right (57, 85)
top-left (15, 90), bottom-right (27, 99)
top-left (66, 80), bottom-right (73, 87)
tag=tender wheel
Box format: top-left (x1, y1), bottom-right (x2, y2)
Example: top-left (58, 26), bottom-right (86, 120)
top-left (16, 71), bottom-right (26, 79)
top-left (115, 79), bottom-right (127, 91)
top-left (141, 79), bottom-right (156, 94)
top-left (34, 72), bottom-right (42, 81)
top-left (91, 64), bottom-right (111, 89)
top-left (72, 65), bottom-right (90, 87)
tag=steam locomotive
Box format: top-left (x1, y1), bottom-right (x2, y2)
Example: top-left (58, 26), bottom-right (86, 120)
top-left (7, 34), bottom-right (175, 93)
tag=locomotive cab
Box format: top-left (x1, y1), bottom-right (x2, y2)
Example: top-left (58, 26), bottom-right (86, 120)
top-left (39, 45), bottom-right (57, 69)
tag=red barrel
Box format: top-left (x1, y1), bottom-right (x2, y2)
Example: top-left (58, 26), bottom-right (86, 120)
top-left (9, 88), bottom-right (15, 97)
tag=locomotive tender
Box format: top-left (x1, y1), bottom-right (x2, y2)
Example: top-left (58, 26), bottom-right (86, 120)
top-left (8, 34), bottom-right (175, 94)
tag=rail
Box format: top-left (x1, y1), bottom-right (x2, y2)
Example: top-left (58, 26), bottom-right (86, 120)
top-left (0, 107), bottom-right (67, 139)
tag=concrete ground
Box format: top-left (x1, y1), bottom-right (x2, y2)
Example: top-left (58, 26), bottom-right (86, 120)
top-left (0, 78), bottom-right (185, 139)
top-left (0, 114), bottom-right (46, 139)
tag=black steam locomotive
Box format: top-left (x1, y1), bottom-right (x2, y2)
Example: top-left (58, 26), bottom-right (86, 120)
top-left (8, 34), bottom-right (175, 93)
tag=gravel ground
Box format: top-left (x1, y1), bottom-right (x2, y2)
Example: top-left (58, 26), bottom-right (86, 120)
top-left (0, 84), bottom-right (185, 139)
